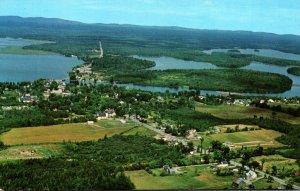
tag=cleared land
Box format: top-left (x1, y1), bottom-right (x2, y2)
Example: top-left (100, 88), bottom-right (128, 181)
top-left (126, 166), bottom-right (231, 190)
top-left (197, 127), bottom-right (284, 148)
top-left (122, 126), bottom-right (157, 137)
top-left (1, 120), bottom-right (134, 145)
top-left (196, 103), bottom-right (300, 124)
top-left (0, 144), bottom-right (62, 162)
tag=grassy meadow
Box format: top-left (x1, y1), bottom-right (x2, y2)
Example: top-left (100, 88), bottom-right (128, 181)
top-left (0, 120), bottom-right (134, 145)
top-left (122, 126), bottom-right (157, 137)
top-left (195, 127), bottom-right (284, 149)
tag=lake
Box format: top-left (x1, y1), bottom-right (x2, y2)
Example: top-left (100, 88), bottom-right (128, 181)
top-left (116, 55), bottom-right (300, 97)
top-left (0, 38), bottom-right (83, 82)
top-left (132, 55), bottom-right (218, 70)
top-left (202, 48), bottom-right (300, 61)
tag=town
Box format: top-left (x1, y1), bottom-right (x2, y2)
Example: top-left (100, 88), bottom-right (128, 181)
top-left (0, 75), bottom-right (300, 189)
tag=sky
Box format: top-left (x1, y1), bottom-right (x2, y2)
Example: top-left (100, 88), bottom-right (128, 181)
top-left (0, 0), bottom-right (299, 35)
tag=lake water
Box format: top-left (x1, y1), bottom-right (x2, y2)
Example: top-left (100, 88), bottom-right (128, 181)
top-left (2, 37), bottom-right (300, 97)
top-left (203, 48), bottom-right (300, 61)
top-left (242, 62), bottom-right (300, 97)
top-left (132, 55), bottom-right (219, 70)
top-left (0, 38), bottom-right (83, 82)
top-left (115, 55), bottom-right (300, 97)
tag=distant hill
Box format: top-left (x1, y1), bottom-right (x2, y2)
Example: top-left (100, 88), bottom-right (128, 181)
top-left (0, 16), bottom-right (300, 54)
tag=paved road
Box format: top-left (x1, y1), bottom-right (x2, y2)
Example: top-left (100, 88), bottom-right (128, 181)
top-left (130, 117), bottom-right (190, 146)
top-left (129, 117), bottom-right (209, 153)
top-left (230, 160), bottom-right (300, 190)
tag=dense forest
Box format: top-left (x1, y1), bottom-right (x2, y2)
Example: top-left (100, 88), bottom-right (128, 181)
top-left (0, 135), bottom-right (188, 190)
top-left (1, 16), bottom-right (300, 57)
top-left (287, 66), bottom-right (300, 76)
top-left (0, 158), bottom-right (134, 190)
top-left (89, 56), bottom-right (292, 93)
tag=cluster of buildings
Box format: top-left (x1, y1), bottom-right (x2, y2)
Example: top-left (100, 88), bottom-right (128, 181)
top-left (43, 80), bottom-right (72, 98)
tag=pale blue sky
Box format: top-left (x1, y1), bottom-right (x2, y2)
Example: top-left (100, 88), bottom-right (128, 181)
top-left (0, 0), bottom-right (299, 35)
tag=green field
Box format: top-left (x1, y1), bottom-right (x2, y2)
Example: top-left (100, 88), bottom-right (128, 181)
top-left (96, 119), bottom-right (136, 128)
top-left (122, 126), bottom-right (157, 137)
top-left (0, 144), bottom-right (62, 162)
top-left (196, 128), bottom-right (284, 148)
top-left (126, 166), bottom-right (232, 190)
top-left (196, 103), bottom-right (300, 124)
top-left (0, 120), bottom-right (134, 145)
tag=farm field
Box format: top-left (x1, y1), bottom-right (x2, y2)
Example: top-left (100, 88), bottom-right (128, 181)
top-left (0, 144), bottom-right (62, 162)
top-left (96, 119), bottom-right (136, 128)
top-left (197, 128), bottom-right (284, 148)
top-left (196, 103), bottom-right (300, 124)
top-left (126, 166), bottom-right (231, 190)
top-left (0, 121), bottom-right (133, 145)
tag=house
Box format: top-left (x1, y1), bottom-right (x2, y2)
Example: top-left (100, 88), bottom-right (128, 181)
top-left (20, 94), bottom-right (38, 103)
top-left (163, 165), bottom-right (177, 175)
top-left (87, 121), bottom-right (94, 125)
top-left (186, 129), bottom-right (201, 140)
top-left (96, 109), bottom-right (116, 120)
top-left (105, 109), bottom-right (116, 118)
top-left (232, 177), bottom-right (246, 188)
top-left (245, 170), bottom-right (257, 179)
top-left (223, 142), bottom-right (235, 149)
top-left (291, 172), bottom-right (300, 177)
top-left (217, 160), bottom-right (229, 168)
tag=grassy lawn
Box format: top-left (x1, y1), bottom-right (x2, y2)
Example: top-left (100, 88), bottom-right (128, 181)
top-left (0, 122), bottom-right (131, 145)
top-left (126, 166), bottom-right (232, 190)
top-left (0, 144), bottom-right (63, 162)
top-left (252, 155), bottom-right (298, 171)
top-left (196, 103), bottom-right (300, 124)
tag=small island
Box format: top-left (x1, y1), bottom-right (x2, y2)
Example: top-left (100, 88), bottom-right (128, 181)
top-left (287, 66), bottom-right (300, 76)
top-left (227, 49), bottom-right (241, 53)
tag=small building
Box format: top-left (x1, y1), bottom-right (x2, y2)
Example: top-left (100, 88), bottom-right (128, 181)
top-left (245, 170), bottom-right (257, 180)
top-left (163, 165), bottom-right (177, 175)
top-left (87, 121), bottom-right (94, 125)
top-left (20, 95), bottom-right (38, 103)
top-left (217, 160), bottom-right (229, 168)
top-left (96, 109), bottom-right (116, 120)
top-left (291, 172), bottom-right (300, 177)
top-left (232, 177), bottom-right (246, 189)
